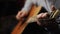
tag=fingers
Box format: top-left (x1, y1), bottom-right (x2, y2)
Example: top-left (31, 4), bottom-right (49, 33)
top-left (16, 11), bottom-right (28, 20)
top-left (37, 13), bottom-right (44, 19)
top-left (41, 13), bottom-right (48, 18)
top-left (36, 13), bottom-right (48, 26)
top-left (37, 13), bottom-right (48, 19)
top-left (20, 12), bottom-right (26, 18)
top-left (16, 11), bottom-right (23, 20)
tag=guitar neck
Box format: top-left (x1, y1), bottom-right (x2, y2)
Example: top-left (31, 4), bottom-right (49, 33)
top-left (16, 22), bottom-right (28, 34)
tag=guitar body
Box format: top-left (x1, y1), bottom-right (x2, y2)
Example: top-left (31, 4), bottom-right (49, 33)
top-left (11, 5), bottom-right (42, 34)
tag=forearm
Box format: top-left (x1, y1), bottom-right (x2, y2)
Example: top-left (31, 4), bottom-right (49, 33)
top-left (21, 0), bottom-right (33, 12)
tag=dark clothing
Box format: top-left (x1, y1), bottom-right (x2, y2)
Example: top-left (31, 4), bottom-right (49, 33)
top-left (22, 23), bottom-right (48, 34)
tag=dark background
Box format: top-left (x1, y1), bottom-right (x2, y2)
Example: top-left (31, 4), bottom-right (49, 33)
top-left (0, 0), bottom-right (25, 17)
top-left (0, 0), bottom-right (25, 34)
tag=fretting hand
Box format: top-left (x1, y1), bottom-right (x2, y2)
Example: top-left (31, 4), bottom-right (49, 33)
top-left (16, 11), bottom-right (28, 20)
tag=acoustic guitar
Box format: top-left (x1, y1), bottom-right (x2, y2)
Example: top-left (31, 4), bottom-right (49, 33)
top-left (11, 5), bottom-right (42, 34)
top-left (11, 5), bottom-right (60, 34)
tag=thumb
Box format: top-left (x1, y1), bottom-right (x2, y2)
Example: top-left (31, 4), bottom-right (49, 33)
top-left (20, 13), bottom-right (25, 18)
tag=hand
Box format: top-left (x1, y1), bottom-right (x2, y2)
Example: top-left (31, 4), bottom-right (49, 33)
top-left (16, 11), bottom-right (28, 20)
top-left (36, 12), bottom-right (49, 26)
top-left (37, 12), bottom-right (48, 19)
